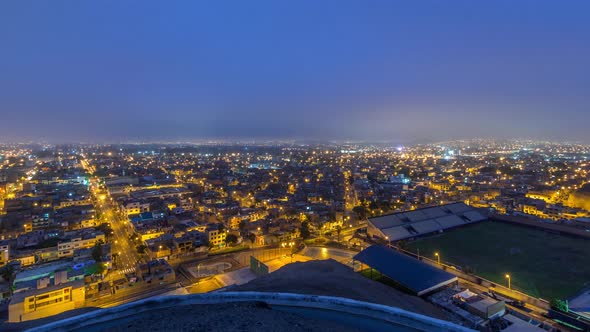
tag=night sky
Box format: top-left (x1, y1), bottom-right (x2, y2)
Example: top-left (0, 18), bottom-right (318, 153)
top-left (1, 1), bottom-right (589, 143)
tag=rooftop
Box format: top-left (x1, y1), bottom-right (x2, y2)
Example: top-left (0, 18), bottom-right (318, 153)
top-left (354, 245), bottom-right (458, 296)
top-left (368, 202), bottom-right (487, 241)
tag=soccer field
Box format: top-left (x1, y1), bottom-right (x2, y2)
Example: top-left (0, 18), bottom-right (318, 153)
top-left (406, 221), bottom-right (590, 300)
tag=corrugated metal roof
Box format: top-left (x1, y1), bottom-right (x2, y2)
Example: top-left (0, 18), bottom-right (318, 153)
top-left (354, 245), bottom-right (457, 295)
top-left (402, 210), bottom-right (428, 222)
top-left (370, 214), bottom-right (405, 229)
top-left (463, 211), bottom-right (486, 222)
top-left (436, 215), bottom-right (466, 229)
top-left (445, 202), bottom-right (472, 214)
top-left (368, 203), bottom-right (486, 239)
top-left (411, 219), bottom-right (442, 234)
top-left (421, 207), bottom-right (449, 219)
top-left (382, 226), bottom-right (413, 241)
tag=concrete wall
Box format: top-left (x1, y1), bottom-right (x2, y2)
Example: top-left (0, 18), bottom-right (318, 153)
top-left (9, 300), bottom-right (75, 323)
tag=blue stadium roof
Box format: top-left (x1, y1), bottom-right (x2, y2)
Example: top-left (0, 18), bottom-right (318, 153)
top-left (354, 245), bottom-right (457, 296)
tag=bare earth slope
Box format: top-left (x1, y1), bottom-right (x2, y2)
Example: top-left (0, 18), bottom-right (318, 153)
top-left (232, 259), bottom-right (451, 321)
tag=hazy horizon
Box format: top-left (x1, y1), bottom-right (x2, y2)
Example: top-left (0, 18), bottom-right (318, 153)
top-left (1, 1), bottom-right (589, 143)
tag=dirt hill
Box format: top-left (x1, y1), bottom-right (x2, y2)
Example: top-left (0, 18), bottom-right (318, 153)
top-left (232, 259), bottom-right (452, 321)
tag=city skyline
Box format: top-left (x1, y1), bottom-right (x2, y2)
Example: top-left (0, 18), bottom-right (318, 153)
top-left (1, 1), bottom-right (590, 143)
top-left (1, 140), bottom-right (590, 329)
top-left (1, 2), bottom-right (590, 330)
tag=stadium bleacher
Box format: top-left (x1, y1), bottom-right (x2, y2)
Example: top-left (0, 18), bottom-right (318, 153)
top-left (367, 202), bottom-right (487, 241)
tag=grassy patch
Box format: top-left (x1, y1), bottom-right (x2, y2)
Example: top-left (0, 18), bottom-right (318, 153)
top-left (406, 221), bottom-right (590, 300)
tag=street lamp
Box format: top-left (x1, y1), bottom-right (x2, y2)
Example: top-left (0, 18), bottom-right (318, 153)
top-left (505, 274), bottom-right (511, 289)
top-left (287, 242), bottom-right (295, 263)
top-left (385, 236), bottom-right (390, 247)
top-left (434, 252), bottom-right (440, 264)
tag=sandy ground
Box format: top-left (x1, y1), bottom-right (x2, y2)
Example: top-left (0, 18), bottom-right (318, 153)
top-left (265, 253), bottom-right (313, 272)
top-left (232, 259), bottom-right (452, 321)
top-left (216, 267), bottom-right (257, 286)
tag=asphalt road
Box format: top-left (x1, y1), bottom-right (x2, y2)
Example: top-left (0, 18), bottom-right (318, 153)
top-left (82, 158), bottom-right (144, 276)
top-left (93, 282), bottom-right (178, 308)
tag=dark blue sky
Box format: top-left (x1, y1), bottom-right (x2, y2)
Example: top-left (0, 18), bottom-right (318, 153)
top-left (1, 1), bottom-right (589, 143)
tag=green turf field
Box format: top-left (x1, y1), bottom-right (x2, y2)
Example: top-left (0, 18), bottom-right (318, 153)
top-left (405, 221), bottom-right (590, 300)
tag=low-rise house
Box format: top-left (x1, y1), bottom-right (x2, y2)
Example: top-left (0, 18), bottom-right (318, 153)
top-left (206, 224), bottom-right (227, 247)
top-left (57, 231), bottom-right (105, 258)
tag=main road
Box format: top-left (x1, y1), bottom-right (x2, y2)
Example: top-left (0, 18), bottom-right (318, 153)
top-left (81, 157), bottom-right (144, 277)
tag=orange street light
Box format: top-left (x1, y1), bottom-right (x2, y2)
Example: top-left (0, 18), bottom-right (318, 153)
top-left (434, 252), bottom-right (440, 264)
top-left (505, 274), bottom-right (511, 289)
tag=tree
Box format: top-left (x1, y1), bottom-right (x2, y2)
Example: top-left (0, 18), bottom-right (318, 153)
top-left (92, 242), bottom-right (104, 262)
top-left (369, 201), bottom-right (378, 211)
top-left (550, 299), bottom-right (569, 313)
top-left (96, 223), bottom-right (113, 239)
top-left (136, 244), bottom-right (147, 255)
top-left (300, 221), bottom-right (311, 239)
top-left (246, 233), bottom-right (256, 244)
top-left (328, 210), bottom-right (337, 221)
top-left (378, 201), bottom-right (391, 213)
top-left (239, 220), bottom-right (248, 234)
top-left (353, 206), bottom-right (368, 220)
top-left (95, 262), bottom-right (105, 275)
top-left (217, 223), bottom-right (226, 232)
top-left (226, 234), bottom-right (238, 246)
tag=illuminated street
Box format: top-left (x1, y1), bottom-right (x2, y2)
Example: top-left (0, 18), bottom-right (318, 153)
top-left (82, 158), bottom-right (144, 277)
